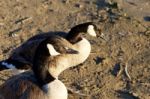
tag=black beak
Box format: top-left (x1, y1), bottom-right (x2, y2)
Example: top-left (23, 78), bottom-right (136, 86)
top-left (96, 29), bottom-right (101, 37)
top-left (96, 29), bottom-right (106, 40)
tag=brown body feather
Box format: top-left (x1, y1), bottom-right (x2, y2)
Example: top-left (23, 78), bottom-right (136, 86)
top-left (11, 35), bottom-right (75, 67)
top-left (0, 72), bottom-right (49, 99)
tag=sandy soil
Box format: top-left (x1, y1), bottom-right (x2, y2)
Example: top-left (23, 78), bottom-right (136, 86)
top-left (0, 0), bottom-right (150, 99)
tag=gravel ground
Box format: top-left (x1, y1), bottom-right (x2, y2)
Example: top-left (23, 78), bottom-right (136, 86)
top-left (0, 0), bottom-right (150, 99)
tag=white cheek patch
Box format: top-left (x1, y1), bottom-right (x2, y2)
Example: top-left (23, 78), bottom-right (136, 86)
top-left (87, 25), bottom-right (97, 37)
top-left (47, 44), bottom-right (60, 56)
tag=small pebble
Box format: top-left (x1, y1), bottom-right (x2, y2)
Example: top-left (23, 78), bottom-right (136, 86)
top-left (75, 3), bottom-right (83, 8)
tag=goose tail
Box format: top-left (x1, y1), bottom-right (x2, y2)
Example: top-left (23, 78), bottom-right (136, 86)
top-left (0, 59), bottom-right (30, 71)
top-left (0, 59), bottom-right (13, 71)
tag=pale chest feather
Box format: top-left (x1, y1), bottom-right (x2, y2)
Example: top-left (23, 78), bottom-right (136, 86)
top-left (43, 80), bottom-right (68, 99)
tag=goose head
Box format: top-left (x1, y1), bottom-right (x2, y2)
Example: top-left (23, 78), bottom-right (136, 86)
top-left (62, 22), bottom-right (98, 67)
top-left (32, 37), bottom-right (72, 98)
top-left (66, 22), bottom-right (97, 44)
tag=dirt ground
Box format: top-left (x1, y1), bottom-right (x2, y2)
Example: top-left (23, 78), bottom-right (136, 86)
top-left (0, 0), bottom-right (150, 99)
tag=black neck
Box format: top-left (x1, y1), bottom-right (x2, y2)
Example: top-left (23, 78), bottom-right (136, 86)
top-left (66, 28), bottom-right (82, 44)
top-left (32, 39), bottom-right (55, 87)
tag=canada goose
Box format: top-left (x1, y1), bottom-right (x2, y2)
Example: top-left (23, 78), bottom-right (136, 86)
top-left (0, 22), bottom-right (97, 73)
top-left (0, 38), bottom-right (72, 99)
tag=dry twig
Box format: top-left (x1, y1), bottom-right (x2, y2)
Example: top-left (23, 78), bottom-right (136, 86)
top-left (67, 87), bottom-right (90, 97)
top-left (125, 62), bottom-right (131, 80)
